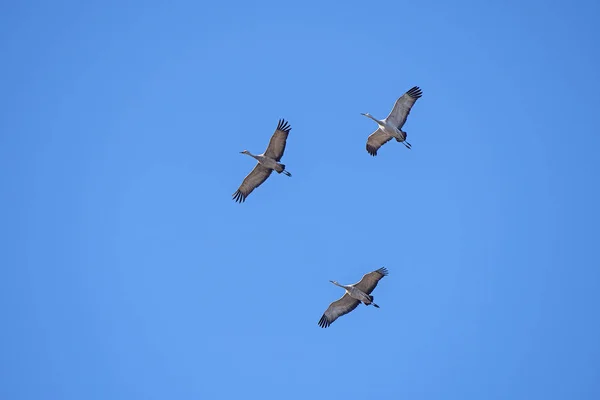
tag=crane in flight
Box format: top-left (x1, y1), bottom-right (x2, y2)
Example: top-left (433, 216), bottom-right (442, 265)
top-left (363, 86), bottom-right (423, 156)
top-left (318, 267), bottom-right (389, 328)
top-left (232, 119), bottom-right (292, 203)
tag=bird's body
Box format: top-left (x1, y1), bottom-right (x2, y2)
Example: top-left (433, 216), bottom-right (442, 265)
top-left (318, 267), bottom-right (388, 328)
top-left (241, 151), bottom-right (286, 173)
top-left (233, 119), bottom-right (292, 203)
top-left (342, 284), bottom-right (376, 305)
top-left (363, 86), bottom-right (423, 156)
top-left (369, 118), bottom-right (407, 143)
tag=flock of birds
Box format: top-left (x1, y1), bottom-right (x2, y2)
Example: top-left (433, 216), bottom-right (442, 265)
top-left (233, 86), bottom-right (423, 328)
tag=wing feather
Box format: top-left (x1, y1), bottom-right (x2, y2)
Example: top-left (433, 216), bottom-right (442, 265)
top-left (353, 267), bottom-right (388, 295)
top-left (318, 293), bottom-right (360, 328)
top-left (264, 119), bottom-right (291, 162)
top-left (366, 128), bottom-right (393, 156)
top-left (232, 163), bottom-right (273, 203)
top-left (385, 86), bottom-right (423, 129)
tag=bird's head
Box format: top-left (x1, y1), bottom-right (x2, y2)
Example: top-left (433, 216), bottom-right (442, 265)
top-left (329, 280), bottom-right (338, 285)
top-left (361, 112), bottom-right (371, 118)
top-left (240, 150), bottom-right (250, 155)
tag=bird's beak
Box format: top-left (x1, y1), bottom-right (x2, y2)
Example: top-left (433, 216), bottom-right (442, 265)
top-left (329, 280), bottom-right (334, 283)
top-left (239, 151), bottom-right (244, 154)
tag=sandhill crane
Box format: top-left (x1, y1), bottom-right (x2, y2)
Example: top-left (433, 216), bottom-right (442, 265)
top-left (363, 86), bottom-right (423, 156)
top-left (318, 267), bottom-right (388, 328)
top-left (232, 119), bottom-right (292, 203)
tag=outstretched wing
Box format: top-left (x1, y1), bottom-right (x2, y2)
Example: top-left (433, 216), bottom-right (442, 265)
top-left (385, 86), bottom-right (423, 129)
top-left (232, 163), bottom-right (273, 203)
top-left (318, 293), bottom-right (360, 328)
top-left (264, 119), bottom-right (291, 162)
top-left (366, 128), bottom-right (393, 156)
top-left (353, 267), bottom-right (388, 295)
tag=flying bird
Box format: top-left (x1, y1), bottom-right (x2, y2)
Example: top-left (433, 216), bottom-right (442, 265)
top-left (363, 86), bottom-right (423, 156)
top-left (232, 119), bottom-right (292, 203)
top-left (318, 267), bottom-right (388, 328)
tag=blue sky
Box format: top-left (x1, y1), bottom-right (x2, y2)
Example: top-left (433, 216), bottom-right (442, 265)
top-left (1, 0), bottom-right (599, 398)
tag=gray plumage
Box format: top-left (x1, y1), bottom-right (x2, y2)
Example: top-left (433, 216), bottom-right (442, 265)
top-left (318, 267), bottom-right (388, 328)
top-left (364, 86), bottom-right (423, 156)
top-left (233, 119), bottom-right (292, 203)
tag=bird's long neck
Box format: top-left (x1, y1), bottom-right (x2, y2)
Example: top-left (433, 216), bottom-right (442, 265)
top-left (366, 114), bottom-right (384, 126)
top-left (244, 151), bottom-right (258, 159)
top-left (333, 282), bottom-right (349, 290)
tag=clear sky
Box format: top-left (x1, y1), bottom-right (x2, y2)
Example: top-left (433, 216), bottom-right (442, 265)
top-left (1, 0), bottom-right (599, 398)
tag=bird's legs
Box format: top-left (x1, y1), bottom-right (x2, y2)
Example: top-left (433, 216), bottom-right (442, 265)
top-left (283, 170), bottom-right (292, 177)
top-left (363, 299), bottom-right (380, 308)
top-left (403, 141), bottom-right (412, 149)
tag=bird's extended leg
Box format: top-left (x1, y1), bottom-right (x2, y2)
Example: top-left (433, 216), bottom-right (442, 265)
top-left (363, 300), bottom-right (380, 308)
top-left (283, 170), bottom-right (292, 177)
top-left (367, 295), bottom-right (380, 308)
top-left (404, 141), bottom-right (412, 149)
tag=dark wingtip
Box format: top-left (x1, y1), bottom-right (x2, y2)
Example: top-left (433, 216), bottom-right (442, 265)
top-left (277, 118), bottom-right (291, 133)
top-left (366, 145), bottom-right (378, 156)
top-left (406, 86), bottom-right (423, 99)
top-left (377, 267), bottom-right (389, 276)
top-left (232, 190), bottom-right (246, 203)
top-left (318, 315), bottom-right (330, 328)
